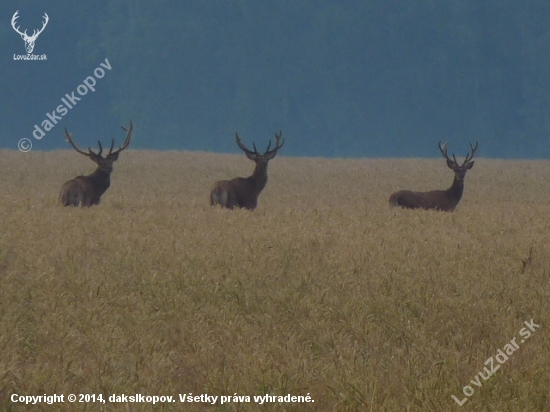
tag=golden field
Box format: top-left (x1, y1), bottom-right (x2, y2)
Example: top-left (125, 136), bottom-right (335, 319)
top-left (0, 149), bottom-right (549, 411)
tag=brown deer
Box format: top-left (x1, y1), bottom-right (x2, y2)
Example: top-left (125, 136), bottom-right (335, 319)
top-left (211, 131), bottom-right (285, 210)
top-left (389, 141), bottom-right (478, 211)
top-left (60, 121), bottom-right (133, 207)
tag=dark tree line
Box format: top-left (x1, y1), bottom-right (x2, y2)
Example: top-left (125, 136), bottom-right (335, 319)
top-left (2, 0), bottom-right (550, 158)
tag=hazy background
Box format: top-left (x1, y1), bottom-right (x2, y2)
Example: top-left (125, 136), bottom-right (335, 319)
top-left (2, 1), bottom-right (550, 158)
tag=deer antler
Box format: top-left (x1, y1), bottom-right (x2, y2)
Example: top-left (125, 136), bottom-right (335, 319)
top-left (108, 120), bottom-right (133, 157)
top-left (463, 141), bottom-right (479, 165)
top-left (11, 11), bottom-right (25, 37)
top-left (235, 133), bottom-right (259, 158)
top-left (236, 131), bottom-right (284, 160)
top-left (30, 13), bottom-right (49, 40)
top-left (11, 11), bottom-right (48, 40)
top-left (64, 128), bottom-right (98, 158)
top-left (65, 121), bottom-right (133, 159)
top-left (439, 141), bottom-right (459, 165)
top-left (263, 131), bottom-right (284, 160)
top-left (439, 141), bottom-right (479, 166)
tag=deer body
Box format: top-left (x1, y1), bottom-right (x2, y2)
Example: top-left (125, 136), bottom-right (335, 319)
top-left (390, 142), bottom-right (478, 212)
top-left (211, 163), bottom-right (268, 210)
top-left (211, 132), bottom-right (284, 210)
top-left (60, 169), bottom-right (112, 207)
top-left (60, 121), bottom-right (133, 207)
top-left (389, 179), bottom-right (465, 212)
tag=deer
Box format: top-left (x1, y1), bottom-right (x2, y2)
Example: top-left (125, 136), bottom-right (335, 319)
top-left (11, 11), bottom-right (49, 54)
top-left (60, 121), bottom-right (133, 207)
top-left (389, 141), bottom-right (478, 212)
top-left (211, 131), bottom-right (285, 210)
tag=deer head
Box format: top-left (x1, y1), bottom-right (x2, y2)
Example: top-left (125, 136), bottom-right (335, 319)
top-left (11, 11), bottom-right (49, 54)
top-left (235, 131), bottom-right (285, 165)
top-left (439, 140), bottom-right (478, 181)
top-left (64, 121), bottom-right (133, 173)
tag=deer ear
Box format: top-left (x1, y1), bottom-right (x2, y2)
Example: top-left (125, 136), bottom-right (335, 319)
top-left (466, 161), bottom-right (475, 169)
top-left (446, 160), bottom-right (455, 169)
top-left (109, 152), bottom-right (120, 161)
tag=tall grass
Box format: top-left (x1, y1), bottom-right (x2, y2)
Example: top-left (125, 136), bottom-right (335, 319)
top-left (1, 150), bottom-right (549, 411)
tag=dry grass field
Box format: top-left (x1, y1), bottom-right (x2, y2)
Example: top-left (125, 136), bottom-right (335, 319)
top-left (1, 149), bottom-right (549, 411)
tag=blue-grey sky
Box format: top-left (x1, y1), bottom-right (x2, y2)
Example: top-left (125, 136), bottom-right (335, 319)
top-left (2, 1), bottom-right (550, 158)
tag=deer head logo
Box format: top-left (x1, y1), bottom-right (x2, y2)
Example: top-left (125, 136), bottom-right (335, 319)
top-left (11, 11), bottom-right (49, 54)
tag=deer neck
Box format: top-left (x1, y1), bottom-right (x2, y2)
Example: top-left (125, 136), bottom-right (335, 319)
top-left (89, 168), bottom-right (112, 193)
top-left (248, 162), bottom-right (268, 193)
top-left (446, 175), bottom-right (464, 201)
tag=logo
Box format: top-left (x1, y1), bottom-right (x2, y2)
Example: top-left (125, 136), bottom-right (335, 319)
top-left (11, 10), bottom-right (48, 60)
